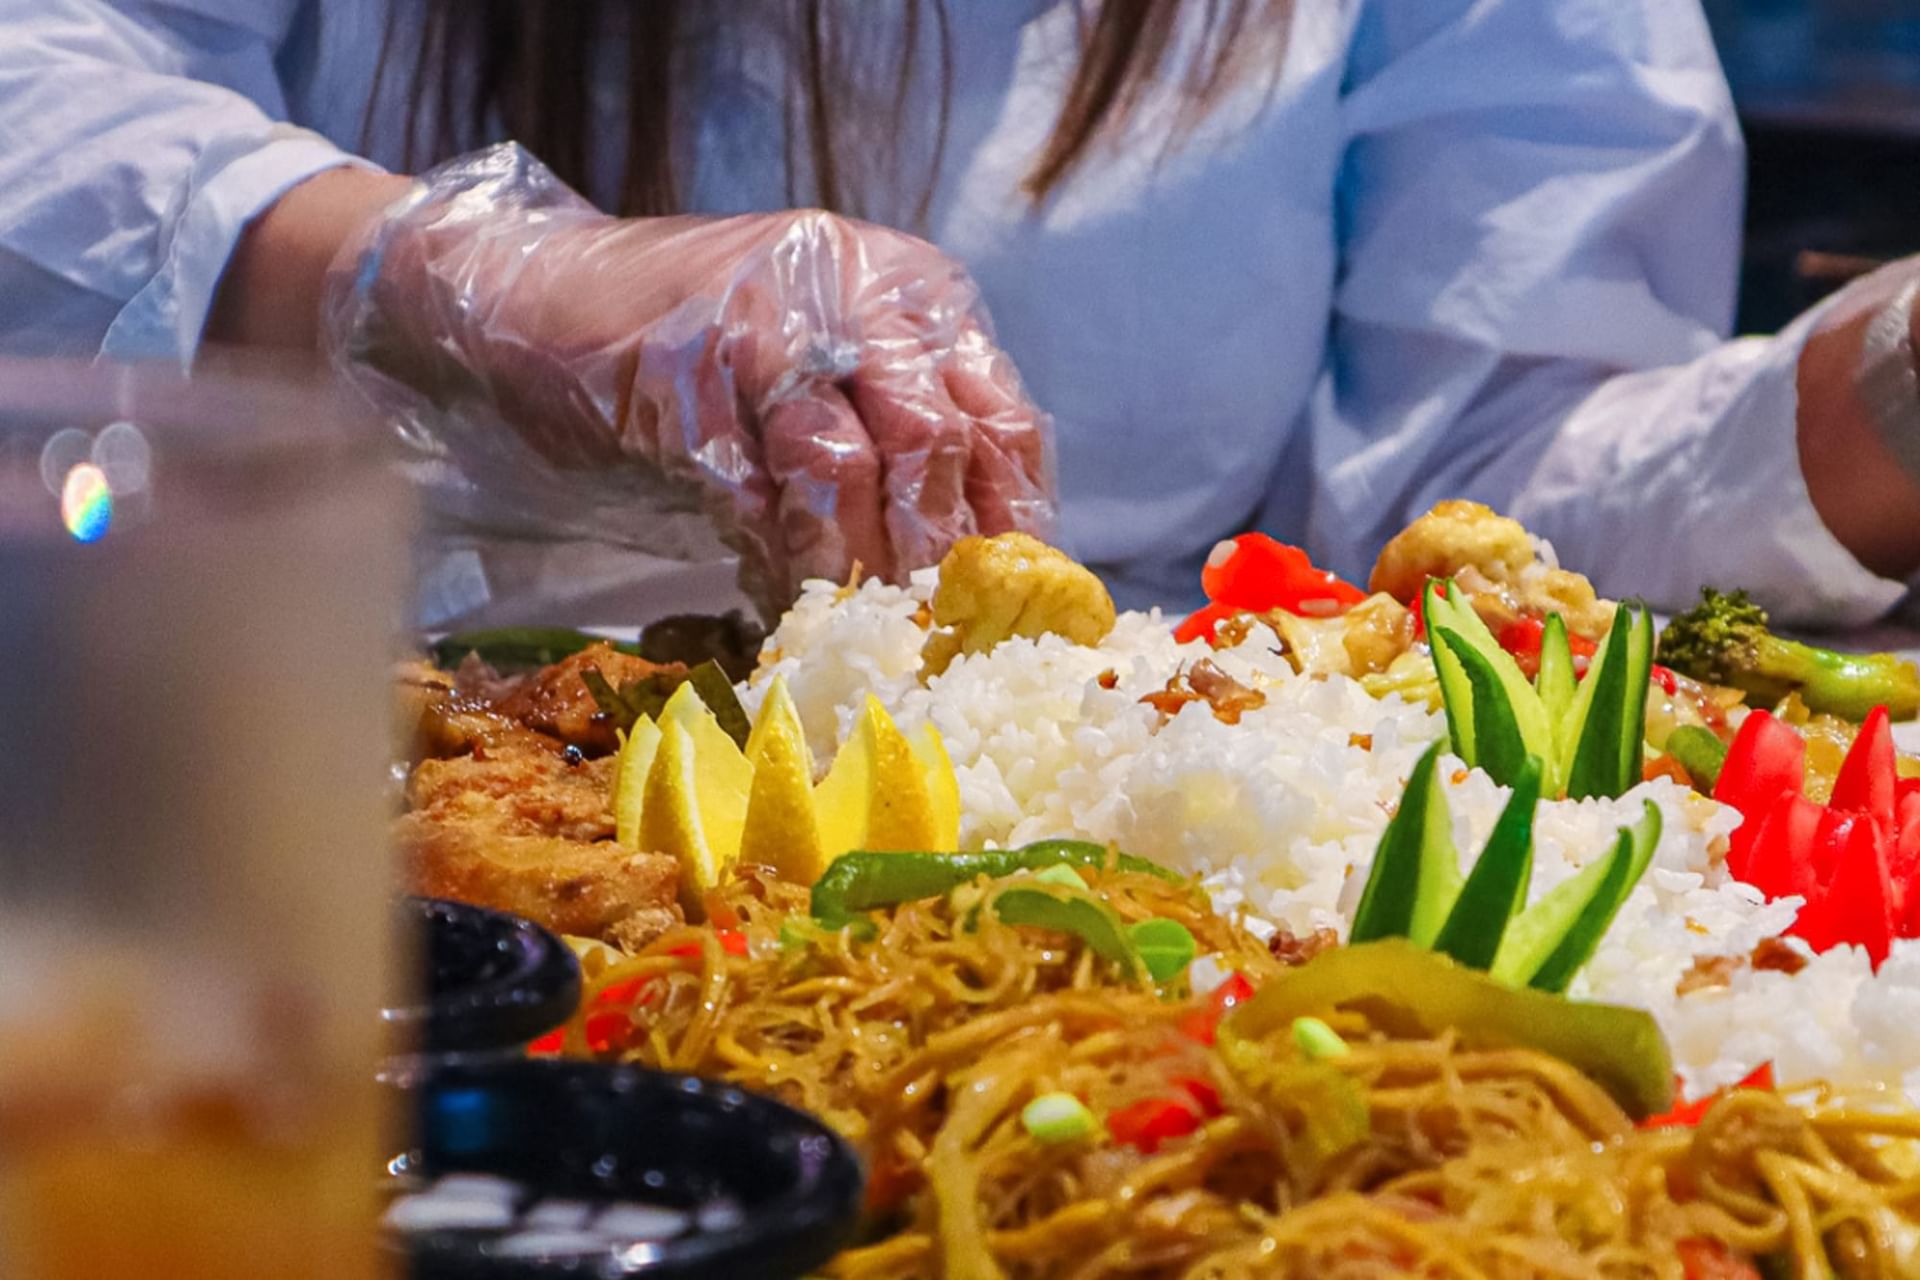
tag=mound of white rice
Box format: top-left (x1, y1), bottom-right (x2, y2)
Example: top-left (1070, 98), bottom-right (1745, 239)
top-left (746, 573), bottom-right (1920, 1101)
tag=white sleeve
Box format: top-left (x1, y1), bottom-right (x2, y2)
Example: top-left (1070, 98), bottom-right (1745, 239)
top-left (1308, 0), bottom-right (1907, 626)
top-left (0, 0), bottom-right (378, 362)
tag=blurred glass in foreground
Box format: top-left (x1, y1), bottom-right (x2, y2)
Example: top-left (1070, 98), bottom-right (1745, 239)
top-left (0, 357), bottom-right (409, 1278)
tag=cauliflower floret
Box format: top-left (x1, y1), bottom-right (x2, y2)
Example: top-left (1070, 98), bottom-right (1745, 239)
top-left (1369, 500), bottom-right (1533, 602)
top-left (921, 533), bottom-right (1116, 675)
top-left (1370, 500), bottom-right (1614, 640)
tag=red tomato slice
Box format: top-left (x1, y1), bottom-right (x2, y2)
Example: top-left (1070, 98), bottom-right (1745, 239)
top-left (1792, 815), bottom-right (1896, 966)
top-left (1738, 791), bottom-right (1823, 900)
top-left (1831, 706), bottom-right (1898, 833)
top-left (1716, 712), bottom-right (1808, 871)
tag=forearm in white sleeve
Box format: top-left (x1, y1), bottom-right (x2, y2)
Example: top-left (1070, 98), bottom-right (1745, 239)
top-left (1307, 0), bottom-right (1910, 624)
top-left (1446, 291), bottom-right (1912, 628)
top-left (0, 0), bottom-right (376, 362)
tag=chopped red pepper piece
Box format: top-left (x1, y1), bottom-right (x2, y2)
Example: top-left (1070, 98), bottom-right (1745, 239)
top-left (526, 1028), bottom-right (565, 1058)
top-left (1174, 600), bottom-right (1238, 646)
top-left (592, 976), bottom-right (659, 1008)
top-left (1177, 972), bottom-right (1256, 1046)
top-left (1640, 1062), bottom-right (1774, 1130)
top-left (663, 929), bottom-right (748, 959)
top-left (1172, 1076), bottom-right (1224, 1118)
top-left (1650, 664), bottom-right (1679, 696)
top-left (1677, 1238), bottom-right (1764, 1280)
top-left (1198, 534), bottom-right (1365, 617)
top-left (1106, 1096), bottom-right (1203, 1153)
top-left (584, 1010), bottom-right (633, 1055)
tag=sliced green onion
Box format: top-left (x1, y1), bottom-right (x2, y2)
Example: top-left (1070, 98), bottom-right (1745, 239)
top-left (1291, 1016), bottom-right (1350, 1060)
top-left (1021, 1092), bottom-right (1098, 1144)
top-left (1126, 918), bottom-right (1198, 982)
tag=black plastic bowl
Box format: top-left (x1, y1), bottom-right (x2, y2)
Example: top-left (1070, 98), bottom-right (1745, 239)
top-left (384, 1058), bottom-right (865, 1279)
top-left (386, 897), bottom-right (582, 1055)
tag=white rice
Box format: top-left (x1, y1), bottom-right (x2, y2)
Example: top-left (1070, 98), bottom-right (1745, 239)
top-left (747, 575), bottom-right (1920, 1101)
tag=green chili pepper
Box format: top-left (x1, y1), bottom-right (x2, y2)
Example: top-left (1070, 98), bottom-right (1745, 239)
top-left (1664, 725), bottom-right (1729, 793)
top-left (991, 886), bottom-right (1140, 975)
top-left (810, 842), bottom-right (1180, 931)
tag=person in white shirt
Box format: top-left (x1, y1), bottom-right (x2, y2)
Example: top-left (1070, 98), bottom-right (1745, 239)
top-left (1, 0), bottom-right (1916, 622)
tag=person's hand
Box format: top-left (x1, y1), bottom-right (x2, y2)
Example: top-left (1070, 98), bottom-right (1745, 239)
top-left (323, 144), bottom-right (1055, 611)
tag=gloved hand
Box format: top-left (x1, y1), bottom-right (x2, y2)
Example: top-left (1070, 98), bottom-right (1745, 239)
top-left (322, 143), bottom-right (1056, 613)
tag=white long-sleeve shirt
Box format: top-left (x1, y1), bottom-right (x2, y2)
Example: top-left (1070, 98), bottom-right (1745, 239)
top-left (0, 0), bottom-right (1909, 623)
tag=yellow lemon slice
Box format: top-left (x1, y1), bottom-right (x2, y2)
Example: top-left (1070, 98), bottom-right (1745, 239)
top-left (815, 695), bottom-right (943, 857)
top-left (640, 712), bottom-right (751, 918)
top-left (738, 676), bottom-right (828, 882)
top-left (612, 717), bottom-right (663, 849)
top-left (908, 721), bottom-right (961, 850)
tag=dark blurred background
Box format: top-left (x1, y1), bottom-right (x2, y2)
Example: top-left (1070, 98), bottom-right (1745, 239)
top-left (1704, 0), bottom-right (1920, 331)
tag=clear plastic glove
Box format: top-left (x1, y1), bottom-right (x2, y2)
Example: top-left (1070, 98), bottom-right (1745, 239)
top-left (322, 143), bottom-right (1056, 615)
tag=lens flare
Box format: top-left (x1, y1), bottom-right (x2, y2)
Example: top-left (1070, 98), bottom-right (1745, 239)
top-left (61, 462), bottom-right (112, 543)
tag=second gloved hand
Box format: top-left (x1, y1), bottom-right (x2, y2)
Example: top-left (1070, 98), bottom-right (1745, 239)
top-left (323, 143), bottom-right (1056, 612)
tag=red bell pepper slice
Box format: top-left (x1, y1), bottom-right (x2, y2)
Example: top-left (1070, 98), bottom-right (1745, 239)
top-left (1177, 972), bottom-right (1256, 1046)
top-left (1716, 711), bottom-right (1807, 872)
top-left (1792, 815), bottom-right (1896, 966)
top-left (1106, 1096), bottom-right (1203, 1153)
top-left (1200, 534), bottom-right (1365, 617)
top-left (1640, 1062), bottom-right (1774, 1130)
top-left (527, 1028), bottom-right (565, 1058)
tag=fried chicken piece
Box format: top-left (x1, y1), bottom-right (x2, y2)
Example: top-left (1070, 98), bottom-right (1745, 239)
top-left (486, 643), bottom-right (686, 754)
top-left (394, 660), bottom-right (525, 762)
top-left (397, 735), bottom-right (681, 945)
top-left (395, 816), bottom-right (681, 947)
top-left (923, 533), bottom-right (1116, 676)
top-left (407, 739), bottom-right (619, 843)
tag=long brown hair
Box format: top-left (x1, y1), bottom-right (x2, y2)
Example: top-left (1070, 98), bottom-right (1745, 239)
top-left (375, 0), bottom-right (1288, 221)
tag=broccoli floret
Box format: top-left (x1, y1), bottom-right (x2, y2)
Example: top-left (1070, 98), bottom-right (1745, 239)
top-left (1658, 587), bottom-right (1920, 722)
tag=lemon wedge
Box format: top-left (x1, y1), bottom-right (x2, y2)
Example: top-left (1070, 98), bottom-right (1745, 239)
top-left (642, 686), bottom-right (752, 916)
top-left (815, 695), bottom-right (944, 855)
top-left (738, 676), bottom-right (827, 881)
top-left (612, 717), bottom-right (663, 849)
top-left (908, 721), bottom-right (961, 850)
